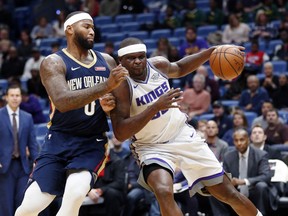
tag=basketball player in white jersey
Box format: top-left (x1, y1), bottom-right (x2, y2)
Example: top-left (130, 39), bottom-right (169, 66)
top-left (110, 37), bottom-right (263, 216)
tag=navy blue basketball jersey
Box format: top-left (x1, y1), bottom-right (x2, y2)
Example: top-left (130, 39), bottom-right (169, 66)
top-left (48, 49), bottom-right (110, 136)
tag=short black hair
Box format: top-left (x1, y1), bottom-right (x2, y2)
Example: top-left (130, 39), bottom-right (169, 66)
top-left (5, 84), bottom-right (22, 95)
top-left (118, 37), bottom-right (143, 49)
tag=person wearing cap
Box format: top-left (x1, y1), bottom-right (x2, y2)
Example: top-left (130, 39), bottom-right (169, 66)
top-left (15, 11), bottom-right (128, 216)
top-left (211, 100), bottom-right (233, 139)
top-left (110, 37), bottom-right (263, 216)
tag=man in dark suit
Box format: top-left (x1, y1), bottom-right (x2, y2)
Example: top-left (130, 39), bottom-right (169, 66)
top-left (0, 85), bottom-right (39, 216)
top-left (250, 124), bottom-right (283, 161)
top-left (210, 128), bottom-right (272, 216)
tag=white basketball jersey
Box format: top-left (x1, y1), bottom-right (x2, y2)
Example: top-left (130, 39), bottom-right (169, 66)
top-left (126, 61), bottom-right (189, 144)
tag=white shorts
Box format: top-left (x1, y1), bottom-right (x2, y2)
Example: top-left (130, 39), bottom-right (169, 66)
top-left (131, 125), bottom-right (224, 197)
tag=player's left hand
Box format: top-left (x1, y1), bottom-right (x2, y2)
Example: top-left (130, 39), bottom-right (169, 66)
top-left (100, 93), bottom-right (116, 113)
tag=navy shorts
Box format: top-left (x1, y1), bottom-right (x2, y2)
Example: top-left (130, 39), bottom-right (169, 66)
top-left (30, 130), bottom-right (108, 196)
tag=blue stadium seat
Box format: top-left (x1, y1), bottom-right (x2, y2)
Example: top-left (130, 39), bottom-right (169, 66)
top-left (278, 110), bottom-right (288, 124)
top-left (244, 111), bottom-right (257, 128)
top-left (268, 40), bottom-right (283, 56)
top-left (143, 39), bottom-right (157, 49)
top-left (93, 16), bottom-right (113, 25)
top-left (105, 32), bottom-right (127, 43)
top-left (135, 13), bottom-right (155, 24)
top-left (114, 14), bottom-right (134, 24)
top-left (128, 31), bottom-right (149, 40)
top-left (220, 100), bottom-right (239, 108)
top-left (35, 123), bottom-right (48, 137)
top-left (195, 0), bottom-right (210, 8)
top-left (0, 79), bottom-right (8, 93)
top-left (173, 27), bottom-right (186, 38)
top-left (197, 113), bottom-right (215, 121)
top-left (99, 24), bottom-right (119, 33)
top-left (150, 29), bottom-right (171, 40)
top-left (197, 25), bottom-right (218, 38)
top-left (168, 37), bottom-right (181, 47)
top-left (120, 22), bottom-right (140, 32)
top-left (39, 38), bottom-right (60, 48)
top-left (271, 60), bottom-right (287, 73)
top-left (93, 43), bottom-right (106, 52)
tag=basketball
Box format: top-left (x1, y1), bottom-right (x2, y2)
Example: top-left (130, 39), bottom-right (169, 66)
top-left (209, 45), bottom-right (245, 80)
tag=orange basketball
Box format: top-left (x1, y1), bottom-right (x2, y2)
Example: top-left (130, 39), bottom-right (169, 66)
top-left (209, 45), bottom-right (245, 80)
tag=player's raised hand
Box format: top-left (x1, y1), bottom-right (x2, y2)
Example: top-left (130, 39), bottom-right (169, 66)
top-left (107, 64), bottom-right (129, 90)
top-left (154, 88), bottom-right (183, 111)
top-left (100, 93), bottom-right (116, 113)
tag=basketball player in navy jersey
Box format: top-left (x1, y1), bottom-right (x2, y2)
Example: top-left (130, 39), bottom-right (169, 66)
top-left (15, 11), bottom-right (128, 216)
top-left (110, 38), bottom-right (263, 216)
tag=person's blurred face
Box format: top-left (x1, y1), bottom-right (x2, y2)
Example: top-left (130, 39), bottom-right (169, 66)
top-left (263, 64), bottom-right (273, 76)
top-left (198, 121), bottom-right (207, 134)
top-left (233, 131), bottom-right (249, 154)
top-left (186, 29), bottom-right (196, 42)
top-left (233, 113), bottom-right (244, 127)
top-left (251, 44), bottom-right (259, 52)
top-left (193, 76), bottom-right (205, 92)
top-left (261, 102), bottom-right (273, 116)
top-left (279, 75), bottom-right (287, 86)
top-left (206, 120), bottom-right (218, 137)
top-left (196, 66), bottom-right (208, 77)
top-left (266, 110), bottom-right (278, 125)
top-left (247, 76), bottom-right (259, 92)
top-left (250, 126), bottom-right (266, 145)
top-left (5, 87), bottom-right (22, 112)
top-left (212, 106), bottom-right (224, 117)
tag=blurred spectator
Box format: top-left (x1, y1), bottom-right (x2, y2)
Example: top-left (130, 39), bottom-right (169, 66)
top-left (252, 100), bottom-right (285, 130)
top-left (168, 45), bottom-right (180, 62)
top-left (0, 0), bottom-right (12, 28)
top-left (244, 40), bottom-right (269, 74)
top-left (238, 75), bottom-right (270, 115)
top-left (279, 12), bottom-right (288, 32)
top-left (30, 16), bottom-right (54, 40)
top-left (178, 26), bottom-right (209, 58)
top-left (21, 46), bottom-right (45, 80)
top-left (0, 46), bottom-right (25, 80)
top-left (226, 0), bottom-right (250, 23)
top-left (27, 67), bottom-right (48, 99)
top-left (222, 109), bottom-right (249, 146)
top-left (167, 0), bottom-right (186, 12)
top-left (242, 0), bottom-right (263, 16)
top-left (265, 108), bottom-right (288, 145)
top-left (104, 41), bottom-right (118, 63)
top-left (195, 119), bottom-right (207, 139)
top-left (52, 10), bottom-right (66, 38)
top-left (179, 74), bottom-right (211, 121)
top-left (206, 0), bottom-right (224, 28)
top-left (150, 37), bottom-right (171, 59)
top-left (250, 124), bottom-right (283, 161)
top-left (273, 29), bottom-right (288, 61)
top-left (120, 0), bottom-right (145, 14)
top-left (250, 10), bottom-right (278, 41)
top-left (64, 0), bottom-right (83, 14)
top-left (182, 0), bottom-right (205, 27)
top-left (222, 13), bottom-right (250, 45)
top-left (82, 0), bottom-right (100, 17)
top-left (206, 120), bottom-right (229, 162)
top-left (260, 62), bottom-right (279, 98)
top-left (259, 0), bottom-right (279, 21)
top-left (51, 42), bottom-right (60, 53)
top-left (211, 100), bottom-right (233, 139)
top-left (16, 29), bottom-right (35, 61)
top-left (109, 135), bottom-right (130, 159)
top-left (99, 0), bottom-right (120, 17)
top-left (272, 0), bottom-right (288, 21)
top-left (79, 154), bottom-right (126, 216)
top-left (0, 36), bottom-right (12, 64)
top-left (160, 5), bottom-right (181, 30)
top-left (20, 90), bottom-right (46, 124)
top-left (273, 74), bottom-right (288, 110)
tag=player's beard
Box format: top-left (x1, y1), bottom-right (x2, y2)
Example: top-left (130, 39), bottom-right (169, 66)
top-left (75, 32), bottom-right (94, 50)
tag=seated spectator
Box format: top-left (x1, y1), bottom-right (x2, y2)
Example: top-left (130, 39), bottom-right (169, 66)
top-left (79, 153), bottom-right (126, 216)
top-left (244, 40), bottom-right (269, 74)
top-left (260, 62), bottom-right (279, 98)
top-left (99, 0), bottom-right (120, 17)
top-left (238, 75), bottom-right (270, 115)
top-left (179, 74), bottom-right (211, 121)
top-left (206, 120), bottom-right (229, 162)
top-left (16, 29), bottom-right (35, 61)
top-left (30, 16), bottom-right (54, 40)
top-left (52, 10), bottom-right (66, 38)
top-left (51, 42), bottom-right (60, 54)
top-left (27, 67), bottom-right (48, 99)
top-left (20, 90), bottom-right (47, 124)
top-left (265, 108), bottom-right (288, 145)
top-left (120, 0), bottom-right (145, 14)
top-left (178, 26), bottom-right (209, 58)
top-left (21, 46), bottom-right (45, 80)
top-left (104, 41), bottom-right (118, 63)
top-left (250, 9), bottom-right (278, 41)
top-left (160, 5), bottom-right (181, 30)
top-left (206, 0), bottom-right (224, 28)
top-left (273, 29), bottom-right (288, 62)
top-left (211, 101), bottom-right (233, 139)
top-left (273, 74), bottom-right (288, 110)
top-left (210, 128), bottom-right (273, 216)
top-left (226, 0), bottom-right (250, 23)
top-left (109, 135), bottom-right (130, 159)
top-left (182, 0), bottom-right (205, 27)
top-left (250, 124), bottom-right (283, 160)
top-left (150, 37), bottom-right (171, 59)
top-left (0, 46), bottom-right (25, 80)
top-left (222, 109), bottom-right (250, 146)
top-left (222, 13), bottom-right (251, 45)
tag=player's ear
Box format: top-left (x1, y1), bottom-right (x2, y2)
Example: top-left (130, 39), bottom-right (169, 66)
top-left (66, 25), bottom-right (73, 34)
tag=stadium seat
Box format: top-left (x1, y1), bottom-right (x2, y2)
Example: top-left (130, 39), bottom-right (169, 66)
top-left (150, 29), bottom-right (171, 40)
top-left (244, 111), bottom-right (257, 128)
top-left (0, 79), bottom-right (8, 93)
top-left (267, 39), bottom-right (283, 56)
top-left (93, 43), bottom-right (106, 52)
top-left (271, 60), bottom-right (287, 73)
top-left (278, 110), bottom-right (288, 124)
top-left (135, 13), bottom-right (155, 24)
top-left (39, 38), bottom-right (60, 48)
top-left (173, 27), bottom-right (186, 38)
top-left (120, 22), bottom-right (140, 32)
top-left (35, 123), bottom-right (48, 137)
top-left (220, 100), bottom-right (239, 107)
top-left (105, 32), bottom-right (126, 43)
top-left (99, 24), bottom-right (119, 33)
top-left (197, 25), bottom-right (218, 38)
top-left (143, 39), bottom-right (157, 49)
top-left (197, 113), bottom-right (215, 121)
top-left (128, 31), bottom-right (149, 40)
top-left (168, 37), bottom-right (181, 47)
top-left (114, 14), bottom-right (134, 24)
top-left (93, 16), bottom-right (113, 25)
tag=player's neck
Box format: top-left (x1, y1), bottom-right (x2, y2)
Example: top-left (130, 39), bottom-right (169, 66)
top-left (66, 45), bottom-right (90, 61)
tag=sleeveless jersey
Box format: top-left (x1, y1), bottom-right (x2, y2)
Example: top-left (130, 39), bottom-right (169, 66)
top-left (127, 61), bottom-right (189, 144)
top-left (48, 49), bottom-right (109, 136)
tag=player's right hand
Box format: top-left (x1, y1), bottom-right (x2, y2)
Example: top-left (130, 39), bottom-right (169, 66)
top-left (154, 88), bottom-right (183, 111)
top-left (107, 64), bottom-right (129, 90)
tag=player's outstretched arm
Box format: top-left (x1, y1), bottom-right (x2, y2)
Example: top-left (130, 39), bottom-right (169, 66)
top-left (40, 54), bottom-right (128, 112)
